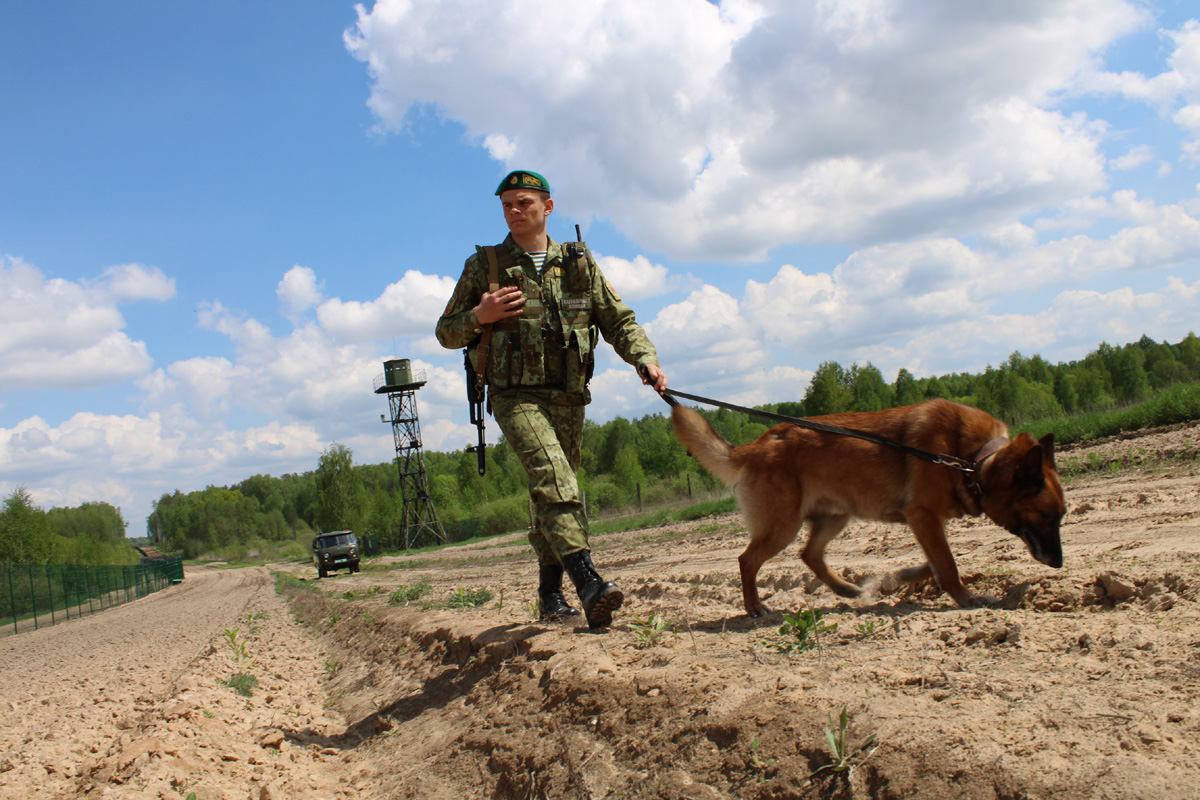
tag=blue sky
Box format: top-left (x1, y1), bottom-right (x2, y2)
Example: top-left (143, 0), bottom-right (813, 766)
top-left (2, 0), bottom-right (1199, 534)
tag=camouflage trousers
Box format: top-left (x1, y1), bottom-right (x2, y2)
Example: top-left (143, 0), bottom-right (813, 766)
top-left (490, 392), bottom-right (589, 565)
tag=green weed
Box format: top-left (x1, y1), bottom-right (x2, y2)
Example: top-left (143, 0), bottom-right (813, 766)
top-left (627, 613), bottom-right (675, 648)
top-left (220, 672), bottom-right (259, 698)
top-left (447, 586), bottom-right (494, 608)
top-left (222, 627), bottom-right (250, 665)
top-left (813, 706), bottom-right (877, 777)
top-left (748, 736), bottom-right (777, 785)
top-left (766, 608), bottom-right (837, 654)
top-left (388, 579), bottom-right (432, 605)
top-left (854, 619), bottom-right (879, 639)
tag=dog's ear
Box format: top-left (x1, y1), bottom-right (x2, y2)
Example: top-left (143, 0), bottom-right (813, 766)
top-left (1017, 441), bottom-right (1047, 491)
top-left (1038, 432), bottom-right (1056, 468)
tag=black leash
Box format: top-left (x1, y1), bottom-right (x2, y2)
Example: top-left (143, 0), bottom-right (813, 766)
top-left (654, 383), bottom-right (981, 493)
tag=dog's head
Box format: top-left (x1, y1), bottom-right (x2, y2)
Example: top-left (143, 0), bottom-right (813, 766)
top-left (979, 432), bottom-right (1065, 569)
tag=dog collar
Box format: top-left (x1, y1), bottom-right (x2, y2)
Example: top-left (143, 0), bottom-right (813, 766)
top-left (972, 437), bottom-right (1009, 468)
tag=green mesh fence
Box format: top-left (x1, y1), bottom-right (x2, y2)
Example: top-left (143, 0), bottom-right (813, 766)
top-left (0, 558), bottom-right (183, 637)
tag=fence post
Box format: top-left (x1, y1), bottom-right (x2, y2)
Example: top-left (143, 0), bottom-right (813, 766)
top-left (29, 567), bottom-right (38, 631)
top-left (637, 483), bottom-right (643, 513)
top-left (48, 567), bottom-right (56, 625)
top-left (7, 567), bottom-right (16, 635)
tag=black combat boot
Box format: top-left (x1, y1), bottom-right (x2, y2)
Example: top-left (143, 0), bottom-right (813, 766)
top-left (537, 563), bottom-right (581, 621)
top-left (561, 550), bottom-right (623, 629)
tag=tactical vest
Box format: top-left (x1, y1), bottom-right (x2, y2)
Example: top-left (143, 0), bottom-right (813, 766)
top-left (469, 240), bottom-right (598, 397)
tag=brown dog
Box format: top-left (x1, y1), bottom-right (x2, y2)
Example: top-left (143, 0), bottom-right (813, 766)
top-left (671, 398), bottom-right (1065, 613)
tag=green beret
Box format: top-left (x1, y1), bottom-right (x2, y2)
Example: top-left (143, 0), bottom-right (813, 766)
top-left (495, 170), bottom-right (551, 196)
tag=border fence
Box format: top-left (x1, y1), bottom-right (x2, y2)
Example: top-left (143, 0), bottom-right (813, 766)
top-left (1, 557), bottom-right (184, 637)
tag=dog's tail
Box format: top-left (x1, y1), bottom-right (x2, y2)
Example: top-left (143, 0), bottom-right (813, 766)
top-left (671, 405), bottom-right (740, 485)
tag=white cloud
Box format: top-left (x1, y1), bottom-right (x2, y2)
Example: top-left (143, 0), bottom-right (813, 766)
top-left (3, 256), bottom-right (443, 526)
top-left (277, 265), bottom-right (325, 321)
top-left (316, 269), bottom-right (457, 341)
top-left (1110, 144), bottom-right (1155, 170)
top-left (594, 253), bottom-right (674, 301)
top-left (0, 410), bottom-right (325, 534)
top-left (862, 276), bottom-right (1200, 379)
top-left (0, 257), bottom-right (169, 391)
top-left (1168, 20), bottom-right (1200, 162)
top-left (646, 284), bottom-right (768, 391)
top-left (1087, 19), bottom-right (1200, 162)
top-left (651, 195), bottom-right (1200, 389)
top-left (98, 263), bottom-right (176, 302)
top-left (346, 0), bottom-right (1145, 260)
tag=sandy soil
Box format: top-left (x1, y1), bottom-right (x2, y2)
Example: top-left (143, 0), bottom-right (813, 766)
top-left (2, 421), bottom-right (1199, 799)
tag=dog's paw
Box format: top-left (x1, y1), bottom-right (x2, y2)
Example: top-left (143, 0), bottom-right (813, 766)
top-left (745, 602), bottom-right (775, 619)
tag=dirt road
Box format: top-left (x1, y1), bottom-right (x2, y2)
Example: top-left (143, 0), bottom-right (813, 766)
top-left (2, 421), bottom-right (1199, 799)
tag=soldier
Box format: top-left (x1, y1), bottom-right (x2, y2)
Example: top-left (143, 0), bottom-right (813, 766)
top-left (436, 170), bottom-right (668, 629)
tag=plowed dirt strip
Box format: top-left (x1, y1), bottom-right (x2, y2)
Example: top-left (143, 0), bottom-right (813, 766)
top-left (0, 566), bottom-right (364, 800)
top-left (3, 421), bottom-right (1200, 799)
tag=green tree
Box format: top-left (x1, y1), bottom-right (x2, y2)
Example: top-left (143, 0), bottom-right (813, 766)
top-left (923, 376), bottom-right (948, 399)
top-left (893, 368), bottom-right (923, 406)
top-left (47, 501), bottom-right (126, 542)
top-left (597, 417), bottom-right (636, 475)
top-left (236, 474), bottom-right (285, 514)
top-left (1178, 332), bottom-right (1200, 378)
top-left (612, 445), bottom-right (646, 497)
top-left (804, 361), bottom-right (853, 415)
top-left (1109, 346), bottom-right (1150, 403)
top-left (315, 443), bottom-right (367, 532)
top-left (1150, 359), bottom-right (1188, 388)
top-left (1053, 369), bottom-right (1078, 414)
top-left (978, 365), bottom-right (1020, 417)
top-left (850, 362), bottom-right (893, 411)
top-left (0, 488), bottom-right (58, 564)
top-left (1073, 363), bottom-right (1110, 409)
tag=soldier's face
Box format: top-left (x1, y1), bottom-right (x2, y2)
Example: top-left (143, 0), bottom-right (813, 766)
top-left (500, 189), bottom-right (553, 237)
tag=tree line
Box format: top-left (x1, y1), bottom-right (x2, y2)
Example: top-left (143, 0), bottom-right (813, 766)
top-left (7, 332), bottom-right (1197, 564)
top-left (0, 488), bottom-right (138, 566)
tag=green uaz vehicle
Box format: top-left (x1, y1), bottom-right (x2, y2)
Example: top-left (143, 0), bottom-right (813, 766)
top-left (312, 530), bottom-right (360, 578)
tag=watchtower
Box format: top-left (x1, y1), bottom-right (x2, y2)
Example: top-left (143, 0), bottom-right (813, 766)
top-left (374, 359), bottom-right (447, 549)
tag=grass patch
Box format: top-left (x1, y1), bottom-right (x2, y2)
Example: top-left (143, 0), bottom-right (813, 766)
top-left (273, 572), bottom-right (317, 595)
top-left (388, 579), bottom-right (432, 605)
top-left (446, 587), bottom-right (494, 608)
top-left (1019, 383), bottom-right (1200, 445)
top-left (627, 612), bottom-right (675, 648)
top-left (591, 495), bottom-right (738, 536)
top-left (765, 608), bottom-right (837, 654)
top-left (220, 671), bottom-right (259, 697)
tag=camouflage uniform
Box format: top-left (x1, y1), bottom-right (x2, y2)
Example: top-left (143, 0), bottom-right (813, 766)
top-left (436, 233), bottom-right (660, 564)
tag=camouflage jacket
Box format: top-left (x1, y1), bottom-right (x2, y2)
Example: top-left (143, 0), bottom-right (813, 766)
top-left (436, 234), bottom-right (660, 405)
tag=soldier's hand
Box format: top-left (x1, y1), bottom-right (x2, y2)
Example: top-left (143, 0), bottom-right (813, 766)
top-left (475, 285), bottom-right (525, 324)
top-left (640, 364), bottom-right (668, 394)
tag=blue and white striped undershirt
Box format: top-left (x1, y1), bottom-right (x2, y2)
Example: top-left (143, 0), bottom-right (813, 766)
top-left (527, 250), bottom-right (547, 271)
